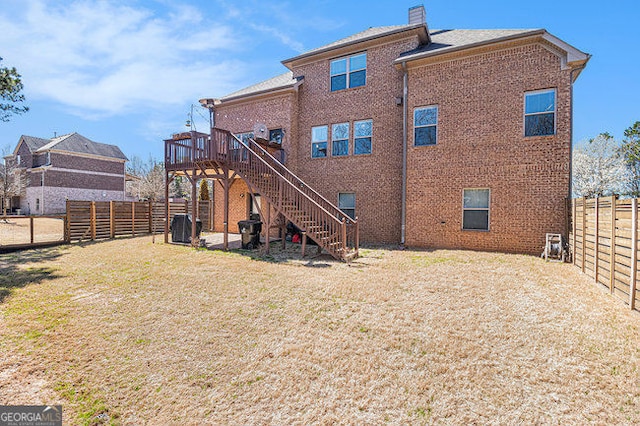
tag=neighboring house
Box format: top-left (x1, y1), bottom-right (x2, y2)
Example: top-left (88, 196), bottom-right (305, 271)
top-left (7, 132), bottom-right (128, 214)
top-left (189, 6), bottom-right (589, 254)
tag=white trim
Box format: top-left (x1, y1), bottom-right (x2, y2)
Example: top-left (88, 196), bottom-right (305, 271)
top-left (43, 149), bottom-right (127, 163)
top-left (311, 125), bottom-right (329, 159)
top-left (330, 52), bottom-right (367, 92)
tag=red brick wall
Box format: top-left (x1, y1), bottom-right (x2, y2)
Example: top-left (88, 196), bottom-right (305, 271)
top-left (51, 153), bottom-right (125, 174)
top-left (212, 177), bottom-right (249, 234)
top-left (291, 37), bottom-right (420, 243)
top-left (405, 43), bottom-right (572, 254)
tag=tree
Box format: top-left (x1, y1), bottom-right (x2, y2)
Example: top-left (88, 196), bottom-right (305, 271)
top-left (572, 133), bottom-right (628, 198)
top-left (126, 155), bottom-right (166, 201)
top-left (0, 57), bottom-right (29, 122)
top-left (0, 145), bottom-right (25, 214)
top-left (199, 179), bottom-right (210, 201)
top-left (171, 176), bottom-right (188, 199)
top-left (620, 121), bottom-right (640, 197)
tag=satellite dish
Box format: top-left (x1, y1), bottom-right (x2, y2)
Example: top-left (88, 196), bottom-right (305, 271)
top-left (253, 123), bottom-right (269, 141)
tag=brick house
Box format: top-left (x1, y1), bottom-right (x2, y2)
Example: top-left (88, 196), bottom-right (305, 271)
top-left (183, 6), bottom-right (589, 255)
top-left (7, 132), bottom-right (128, 215)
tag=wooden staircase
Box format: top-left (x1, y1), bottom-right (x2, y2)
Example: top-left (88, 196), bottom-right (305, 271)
top-left (193, 128), bottom-right (358, 261)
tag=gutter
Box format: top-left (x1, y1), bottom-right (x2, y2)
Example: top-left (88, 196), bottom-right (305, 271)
top-left (401, 61), bottom-right (408, 246)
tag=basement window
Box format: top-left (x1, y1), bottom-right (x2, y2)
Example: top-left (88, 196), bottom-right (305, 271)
top-left (330, 52), bottom-right (366, 91)
top-left (524, 89), bottom-right (556, 137)
top-left (462, 189), bottom-right (490, 231)
top-left (311, 125), bottom-right (328, 158)
top-left (338, 192), bottom-right (356, 220)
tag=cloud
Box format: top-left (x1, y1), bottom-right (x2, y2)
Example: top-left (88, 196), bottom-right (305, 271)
top-left (0, 0), bottom-right (244, 117)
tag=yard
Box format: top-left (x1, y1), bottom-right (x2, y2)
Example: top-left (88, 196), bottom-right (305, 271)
top-left (1, 237), bottom-right (639, 424)
top-left (0, 217), bottom-right (65, 246)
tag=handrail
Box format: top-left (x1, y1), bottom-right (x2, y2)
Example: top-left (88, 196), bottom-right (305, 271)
top-left (213, 128), bottom-right (343, 224)
top-left (244, 138), bottom-right (356, 225)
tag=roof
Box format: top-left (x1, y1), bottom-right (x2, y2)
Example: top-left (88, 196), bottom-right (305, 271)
top-left (282, 23), bottom-right (428, 66)
top-left (220, 72), bottom-right (302, 102)
top-left (396, 28), bottom-right (544, 62)
top-left (33, 132), bottom-right (127, 160)
top-left (19, 135), bottom-right (50, 152)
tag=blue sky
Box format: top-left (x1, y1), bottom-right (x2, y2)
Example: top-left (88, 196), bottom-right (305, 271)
top-left (0, 0), bottom-right (637, 161)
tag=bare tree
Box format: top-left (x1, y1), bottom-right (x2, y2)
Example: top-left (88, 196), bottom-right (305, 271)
top-left (572, 133), bottom-right (628, 198)
top-left (0, 144), bottom-right (24, 215)
top-left (127, 155), bottom-right (166, 201)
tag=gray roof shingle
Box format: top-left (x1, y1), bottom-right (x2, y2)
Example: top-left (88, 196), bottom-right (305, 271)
top-left (221, 72), bottom-right (301, 101)
top-left (35, 132), bottom-right (127, 160)
top-left (20, 135), bottom-right (50, 152)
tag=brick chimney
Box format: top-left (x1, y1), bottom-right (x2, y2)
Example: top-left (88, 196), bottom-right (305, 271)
top-left (408, 5), bottom-right (426, 25)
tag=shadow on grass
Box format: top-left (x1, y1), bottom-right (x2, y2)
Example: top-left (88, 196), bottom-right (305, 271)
top-left (0, 246), bottom-right (66, 303)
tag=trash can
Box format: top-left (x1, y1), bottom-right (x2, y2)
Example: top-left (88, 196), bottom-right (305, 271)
top-left (238, 219), bottom-right (262, 249)
top-left (171, 214), bottom-right (202, 243)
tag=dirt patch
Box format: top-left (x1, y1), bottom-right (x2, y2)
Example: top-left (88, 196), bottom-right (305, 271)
top-left (1, 237), bottom-right (639, 424)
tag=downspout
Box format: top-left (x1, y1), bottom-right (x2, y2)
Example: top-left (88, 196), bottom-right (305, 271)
top-left (568, 63), bottom-right (587, 200)
top-left (400, 61), bottom-right (408, 246)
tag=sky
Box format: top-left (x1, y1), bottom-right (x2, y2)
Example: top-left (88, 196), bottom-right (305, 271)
top-left (0, 0), bottom-right (637, 162)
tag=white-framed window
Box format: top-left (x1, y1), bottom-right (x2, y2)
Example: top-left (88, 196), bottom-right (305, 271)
top-left (462, 188), bottom-right (490, 231)
top-left (311, 125), bottom-right (328, 158)
top-left (414, 106), bottom-right (438, 146)
top-left (332, 123), bottom-right (349, 157)
top-left (524, 89), bottom-right (556, 137)
top-left (330, 52), bottom-right (367, 91)
top-left (236, 132), bottom-right (254, 144)
top-left (338, 192), bottom-right (356, 220)
top-left (16, 154), bottom-right (21, 166)
top-left (354, 120), bottom-right (372, 155)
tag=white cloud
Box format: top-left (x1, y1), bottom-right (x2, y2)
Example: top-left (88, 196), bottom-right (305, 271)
top-left (0, 0), bottom-right (244, 117)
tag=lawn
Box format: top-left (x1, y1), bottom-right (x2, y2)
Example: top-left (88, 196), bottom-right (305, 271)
top-left (0, 217), bottom-right (65, 246)
top-left (1, 237), bottom-right (639, 424)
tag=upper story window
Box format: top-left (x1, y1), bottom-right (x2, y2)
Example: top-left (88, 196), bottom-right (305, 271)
top-left (16, 154), bottom-right (21, 166)
top-left (330, 52), bottom-right (366, 92)
top-left (311, 126), bottom-right (328, 158)
top-left (332, 123), bottom-right (349, 156)
top-left (414, 106), bottom-right (438, 146)
top-left (354, 120), bottom-right (372, 155)
top-left (524, 89), bottom-right (556, 137)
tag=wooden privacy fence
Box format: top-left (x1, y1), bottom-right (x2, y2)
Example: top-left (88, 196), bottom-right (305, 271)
top-left (570, 196), bottom-right (640, 311)
top-left (66, 200), bottom-right (213, 243)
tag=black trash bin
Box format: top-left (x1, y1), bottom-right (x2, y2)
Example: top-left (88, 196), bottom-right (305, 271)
top-left (238, 219), bottom-right (262, 249)
top-left (171, 214), bottom-right (202, 243)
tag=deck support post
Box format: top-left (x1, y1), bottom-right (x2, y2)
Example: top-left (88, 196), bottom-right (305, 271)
top-left (223, 167), bottom-right (230, 251)
top-left (265, 199), bottom-right (271, 254)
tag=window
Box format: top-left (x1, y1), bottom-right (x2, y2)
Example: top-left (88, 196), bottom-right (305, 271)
top-left (236, 132), bottom-right (254, 144)
top-left (16, 154), bottom-right (21, 166)
top-left (269, 128), bottom-right (283, 145)
top-left (414, 106), bottom-right (438, 146)
top-left (311, 126), bottom-right (328, 158)
top-left (36, 198), bottom-right (40, 212)
top-left (332, 123), bottom-right (349, 157)
top-left (330, 52), bottom-right (366, 91)
top-left (524, 89), bottom-right (555, 137)
top-left (354, 120), bottom-right (372, 155)
top-left (463, 189), bottom-right (490, 231)
top-left (339, 193), bottom-right (356, 220)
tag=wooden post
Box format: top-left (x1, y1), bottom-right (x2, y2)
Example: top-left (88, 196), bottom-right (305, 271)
top-left (355, 216), bottom-right (360, 256)
top-left (110, 201), bottom-right (115, 239)
top-left (594, 197), bottom-right (599, 283)
top-left (265, 200), bottom-right (271, 254)
top-left (131, 201), bottom-right (136, 237)
top-left (223, 169), bottom-right (229, 251)
top-left (571, 198), bottom-right (578, 266)
top-left (64, 213), bottom-right (70, 243)
top-left (90, 201), bottom-right (96, 241)
top-left (630, 198), bottom-right (638, 310)
top-left (610, 195), bottom-right (616, 294)
top-left (581, 196), bottom-right (586, 273)
top-left (191, 174), bottom-right (198, 248)
top-left (341, 218), bottom-right (347, 259)
top-left (301, 232), bottom-right (307, 258)
top-left (148, 200), bottom-right (153, 234)
top-left (164, 172), bottom-right (170, 244)
top-left (29, 216), bottom-right (34, 244)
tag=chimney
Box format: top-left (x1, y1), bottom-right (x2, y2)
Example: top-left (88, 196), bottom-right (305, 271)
top-left (408, 5), bottom-right (426, 25)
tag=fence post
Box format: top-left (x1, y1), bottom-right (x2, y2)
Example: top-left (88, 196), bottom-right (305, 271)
top-left (132, 201), bottom-right (136, 237)
top-left (110, 201), bottom-right (115, 239)
top-left (572, 198), bottom-right (577, 265)
top-left (630, 198), bottom-right (638, 310)
top-left (30, 216), bottom-right (34, 244)
top-left (148, 201), bottom-right (153, 234)
top-left (64, 213), bottom-right (70, 243)
top-left (594, 197), bottom-right (599, 283)
top-left (581, 196), bottom-right (586, 273)
top-left (90, 201), bottom-right (96, 241)
top-left (610, 195), bottom-right (616, 294)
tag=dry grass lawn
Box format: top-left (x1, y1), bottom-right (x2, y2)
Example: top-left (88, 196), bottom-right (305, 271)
top-left (0, 217), bottom-right (65, 246)
top-left (1, 237), bottom-right (640, 425)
